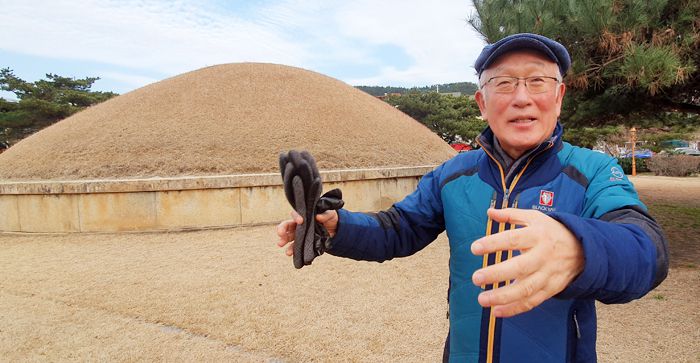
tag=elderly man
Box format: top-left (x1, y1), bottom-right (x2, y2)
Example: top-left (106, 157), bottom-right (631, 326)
top-left (276, 33), bottom-right (668, 362)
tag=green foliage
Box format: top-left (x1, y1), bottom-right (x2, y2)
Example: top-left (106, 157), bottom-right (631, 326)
top-left (0, 68), bottom-right (117, 145)
top-left (616, 156), bottom-right (649, 174)
top-left (356, 82), bottom-right (478, 97)
top-left (383, 92), bottom-right (487, 144)
top-left (469, 0), bottom-right (700, 127)
top-left (0, 97), bottom-right (18, 113)
top-left (563, 125), bottom-right (624, 148)
top-left (355, 85), bottom-right (410, 96)
top-left (617, 44), bottom-right (690, 96)
top-left (638, 123), bottom-right (700, 152)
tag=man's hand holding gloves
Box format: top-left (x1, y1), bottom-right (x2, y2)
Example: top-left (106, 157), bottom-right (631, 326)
top-left (279, 150), bottom-right (344, 269)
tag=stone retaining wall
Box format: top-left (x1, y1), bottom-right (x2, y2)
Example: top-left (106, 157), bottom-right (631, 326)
top-left (0, 166), bottom-right (433, 233)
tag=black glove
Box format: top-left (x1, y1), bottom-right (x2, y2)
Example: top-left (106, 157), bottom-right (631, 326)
top-left (279, 150), bottom-right (344, 269)
top-left (314, 188), bottom-right (344, 254)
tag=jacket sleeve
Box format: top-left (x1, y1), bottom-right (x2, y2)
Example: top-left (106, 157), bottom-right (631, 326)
top-left (326, 165), bottom-right (447, 262)
top-left (550, 157), bottom-right (669, 304)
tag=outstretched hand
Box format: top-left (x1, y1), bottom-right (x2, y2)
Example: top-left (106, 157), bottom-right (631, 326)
top-left (275, 210), bottom-right (339, 257)
top-left (470, 208), bottom-right (584, 318)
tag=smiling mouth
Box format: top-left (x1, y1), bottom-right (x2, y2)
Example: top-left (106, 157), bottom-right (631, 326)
top-left (510, 118), bottom-right (537, 123)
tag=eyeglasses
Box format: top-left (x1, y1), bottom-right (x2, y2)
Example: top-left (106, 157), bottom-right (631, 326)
top-left (480, 76), bottom-right (560, 94)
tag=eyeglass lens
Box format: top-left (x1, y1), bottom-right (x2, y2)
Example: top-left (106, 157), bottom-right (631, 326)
top-left (490, 77), bottom-right (556, 94)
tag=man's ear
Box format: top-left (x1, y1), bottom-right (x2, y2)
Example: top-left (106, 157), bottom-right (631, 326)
top-left (554, 82), bottom-right (566, 117)
top-left (475, 89), bottom-right (488, 120)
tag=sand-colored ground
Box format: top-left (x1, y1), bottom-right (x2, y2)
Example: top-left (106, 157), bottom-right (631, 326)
top-left (628, 175), bottom-right (700, 203)
top-left (0, 227), bottom-right (450, 362)
top-left (1, 176), bottom-right (698, 362)
top-left (630, 175), bottom-right (700, 268)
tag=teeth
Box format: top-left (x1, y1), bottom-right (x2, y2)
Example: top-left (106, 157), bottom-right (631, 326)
top-left (513, 118), bottom-right (534, 123)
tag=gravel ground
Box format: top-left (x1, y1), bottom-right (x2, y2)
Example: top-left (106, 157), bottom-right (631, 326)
top-left (0, 176), bottom-right (697, 362)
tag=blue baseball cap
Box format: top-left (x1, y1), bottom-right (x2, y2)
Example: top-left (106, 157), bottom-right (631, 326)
top-left (474, 33), bottom-right (571, 77)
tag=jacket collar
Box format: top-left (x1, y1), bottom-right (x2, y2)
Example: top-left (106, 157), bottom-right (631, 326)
top-left (477, 122), bottom-right (564, 185)
top-left (477, 122), bottom-right (563, 164)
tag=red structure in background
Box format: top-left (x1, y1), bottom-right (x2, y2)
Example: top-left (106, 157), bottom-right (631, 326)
top-left (451, 143), bottom-right (472, 152)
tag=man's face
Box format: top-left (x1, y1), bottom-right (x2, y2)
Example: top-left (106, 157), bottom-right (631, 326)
top-left (475, 50), bottom-right (566, 159)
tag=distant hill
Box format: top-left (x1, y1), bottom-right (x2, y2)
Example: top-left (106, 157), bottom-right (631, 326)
top-left (355, 82), bottom-right (478, 96)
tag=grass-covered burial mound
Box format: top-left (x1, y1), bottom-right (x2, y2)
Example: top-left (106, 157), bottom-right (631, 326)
top-left (0, 63), bottom-right (455, 180)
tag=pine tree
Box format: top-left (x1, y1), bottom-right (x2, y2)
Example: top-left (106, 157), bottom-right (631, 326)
top-left (0, 68), bottom-right (117, 145)
top-left (469, 0), bottom-right (700, 128)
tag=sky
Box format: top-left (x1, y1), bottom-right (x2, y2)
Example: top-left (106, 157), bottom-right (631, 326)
top-left (0, 0), bottom-right (486, 99)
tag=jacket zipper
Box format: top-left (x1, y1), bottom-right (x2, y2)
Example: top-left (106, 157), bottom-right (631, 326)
top-left (476, 140), bottom-right (554, 363)
top-left (504, 193), bottom-right (520, 286)
top-left (482, 192), bottom-right (498, 289)
top-left (568, 309), bottom-right (581, 362)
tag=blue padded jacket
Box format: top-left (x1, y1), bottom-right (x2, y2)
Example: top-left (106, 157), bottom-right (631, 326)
top-left (327, 123), bottom-right (668, 363)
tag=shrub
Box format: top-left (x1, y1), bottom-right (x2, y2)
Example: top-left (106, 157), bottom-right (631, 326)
top-left (646, 155), bottom-right (700, 177)
top-left (616, 157), bottom-right (649, 174)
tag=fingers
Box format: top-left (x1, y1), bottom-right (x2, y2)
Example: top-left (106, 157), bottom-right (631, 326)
top-left (290, 210), bottom-right (303, 224)
top-left (276, 212), bottom-right (303, 247)
top-left (276, 210), bottom-right (338, 257)
top-left (275, 218), bottom-right (297, 255)
top-left (471, 209), bottom-right (546, 255)
top-left (486, 207), bottom-right (540, 226)
top-left (469, 209), bottom-right (585, 318)
top-left (472, 253), bottom-right (537, 286)
top-left (316, 210), bottom-right (339, 237)
top-left (491, 289), bottom-right (551, 318)
top-left (477, 271), bottom-right (550, 317)
top-left (478, 271), bottom-right (545, 306)
top-left (471, 228), bottom-right (535, 255)
top-left (315, 210), bottom-right (335, 223)
top-left (275, 220), bottom-right (288, 239)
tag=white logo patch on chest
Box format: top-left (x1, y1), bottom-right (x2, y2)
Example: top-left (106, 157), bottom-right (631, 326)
top-left (539, 190), bottom-right (554, 206)
top-left (531, 190), bottom-right (556, 212)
